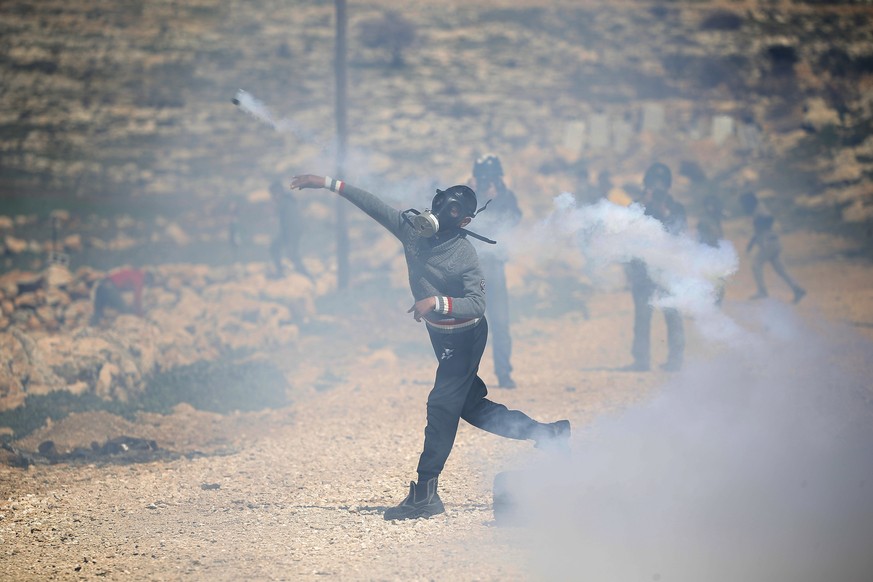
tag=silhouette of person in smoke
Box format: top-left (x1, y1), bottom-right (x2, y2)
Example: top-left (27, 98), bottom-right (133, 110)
top-left (741, 191), bottom-right (805, 304)
top-left (594, 169), bottom-right (613, 203)
top-left (289, 172), bottom-right (570, 522)
top-left (269, 178), bottom-right (313, 280)
top-left (228, 201), bottom-right (242, 250)
top-left (697, 193), bottom-right (726, 305)
top-left (468, 154), bottom-right (521, 388)
top-left (621, 163), bottom-right (686, 372)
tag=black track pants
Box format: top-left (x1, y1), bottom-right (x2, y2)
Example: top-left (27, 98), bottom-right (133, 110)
top-left (416, 317), bottom-right (540, 483)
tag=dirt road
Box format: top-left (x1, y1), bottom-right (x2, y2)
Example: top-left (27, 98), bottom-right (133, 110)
top-left (2, 226), bottom-right (872, 581)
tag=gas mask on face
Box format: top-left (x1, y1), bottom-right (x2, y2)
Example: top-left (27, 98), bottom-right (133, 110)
top-left (411, 187), bottom-right (469, 237)
top-left (403, 185), bottom-right (496, 244)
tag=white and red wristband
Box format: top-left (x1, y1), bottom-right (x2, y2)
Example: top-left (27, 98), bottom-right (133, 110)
top-left (323, 176), bottom-right (345, 193)
top-left (434, 296), bottom-right (452, 315)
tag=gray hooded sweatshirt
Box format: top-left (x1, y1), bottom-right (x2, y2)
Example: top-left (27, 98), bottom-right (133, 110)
top-left (339, 183), bottom-right (486, 333)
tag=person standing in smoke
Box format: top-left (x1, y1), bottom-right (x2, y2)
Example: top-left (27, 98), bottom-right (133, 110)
top-left (269, 178), bottom-right (313, 280)
top-left (741, 191), bottom-right (806, 304)
top-left (697, 194), bottom-right (724, 248)
top-left (289, 173), bottom-right (570, 521)
top-left (468, 154), bottom-right (521, 388)
top-left (228, 200), bottom-right (242, 250)
top-left (697, 193), bottom-right (726, 305)
top-left (621, 163), bottom-right (686, 372)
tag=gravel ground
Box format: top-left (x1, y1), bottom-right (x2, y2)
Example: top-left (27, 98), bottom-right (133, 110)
top-left (2, 227), bottom-right (873, 581)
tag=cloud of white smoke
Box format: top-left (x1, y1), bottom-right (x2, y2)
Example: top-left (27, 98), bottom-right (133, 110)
top-left (520, 193), bottom-right (743, 343)
top-left (503, 303), bottom-right (873, 582)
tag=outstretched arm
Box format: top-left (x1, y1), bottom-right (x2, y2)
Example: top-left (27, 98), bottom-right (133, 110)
top-left (290, 174), bottom-right (402, 238)
top-left (290, 174), bottom-right (337, 191)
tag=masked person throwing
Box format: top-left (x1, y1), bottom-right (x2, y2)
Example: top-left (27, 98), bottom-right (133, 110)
top-left (290, 174), bottom-right (570, 521)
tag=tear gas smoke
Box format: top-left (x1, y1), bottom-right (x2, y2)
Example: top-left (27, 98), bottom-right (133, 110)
top-left (524, 194), bottom-right (743, 343)
top-left (232, 89), bottom-right (327, 148)
top-left (231, 89), bottom-right (437, 209)
top-left (510, 304), bottom-right (873, 582)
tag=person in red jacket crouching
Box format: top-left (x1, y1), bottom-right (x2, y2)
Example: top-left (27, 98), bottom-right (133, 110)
top-left (90, 267), bottom-right (154, 326)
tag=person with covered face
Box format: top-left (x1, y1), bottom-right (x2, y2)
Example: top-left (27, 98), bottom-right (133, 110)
top-left (622, 163), bottom-right (686, 372)
top-left (289, 173), bottom-right (570, 521)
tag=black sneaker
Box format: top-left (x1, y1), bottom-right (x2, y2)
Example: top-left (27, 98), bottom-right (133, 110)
top-left (383, 478), bottom-right (445, 521)
top-left (534, 420), bottom-right (571, 453)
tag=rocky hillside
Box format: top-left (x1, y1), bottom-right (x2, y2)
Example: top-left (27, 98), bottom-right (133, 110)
top-left (0, 262), bottom-right (314, 414)
top-left (2, 0), bottom-right (873, 423)
top-left (1, 1), bottom-right (872, 221)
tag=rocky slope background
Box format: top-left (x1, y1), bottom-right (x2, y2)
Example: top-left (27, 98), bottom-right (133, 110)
top-left (1, 1), bottom-right (873, 429)
top-left (1, 0), bottom-right (871, 217)
top-left (2, 2), bottom-right (873, 580)
top-left (0, 0), bottom-right (873, 438)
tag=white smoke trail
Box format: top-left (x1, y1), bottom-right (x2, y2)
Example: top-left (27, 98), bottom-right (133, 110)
top-left (232, 89), bottom-right (331, 150)
top-left (526, 193), bottom-right (743, 343)
top-left (231, 89), bottom-right (439, 209)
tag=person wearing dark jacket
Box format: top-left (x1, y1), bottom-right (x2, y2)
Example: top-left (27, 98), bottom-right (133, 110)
top-left (697, 194), bottom-right (724, 249)
top-left (622, 163), bottom-right (686, 372)
top-left (290, 173), bottom-right (570, 521)
top-left (469, 154), bottom-right (521, 388)
top-left (697, 194), bottom-right (726, 305)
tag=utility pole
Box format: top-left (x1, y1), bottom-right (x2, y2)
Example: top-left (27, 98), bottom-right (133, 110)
top-left (335, 0), bottom-right (350, 289)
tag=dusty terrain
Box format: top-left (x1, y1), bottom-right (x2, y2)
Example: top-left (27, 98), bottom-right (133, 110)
top-left (2, 223), bottom-right (872, 581)
top-left (2, 0), bottom-right (873, 580)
